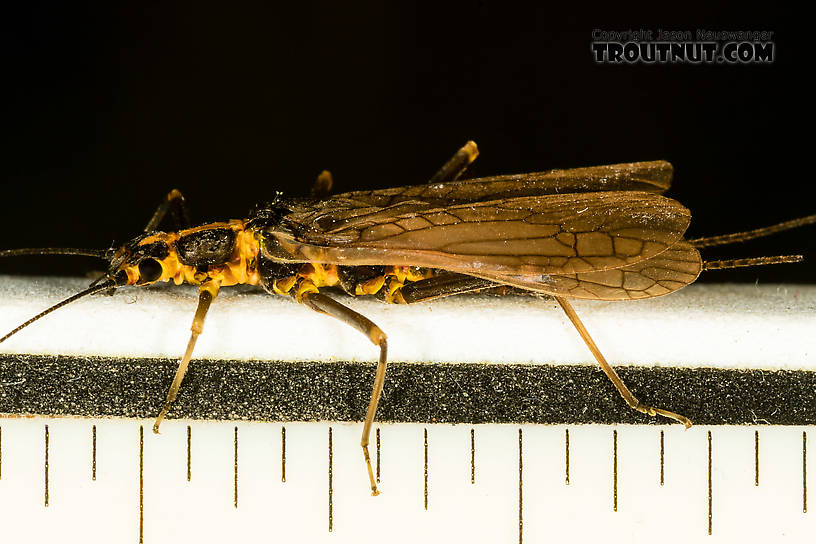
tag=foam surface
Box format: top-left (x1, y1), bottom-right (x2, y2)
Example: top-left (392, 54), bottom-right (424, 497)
top-left (1, 276), bottom-right (814, 369)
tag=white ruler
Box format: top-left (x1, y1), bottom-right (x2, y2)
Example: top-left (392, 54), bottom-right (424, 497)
top-left (0, 418), bottom-right (811, 543)
top-left (1, 281), bottom-right (814, 541)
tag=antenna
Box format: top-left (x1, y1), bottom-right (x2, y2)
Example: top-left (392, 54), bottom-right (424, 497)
top-left (0, 278), bottom-right (120, 344)
top-left (0, 247), bottom-right (110, 259)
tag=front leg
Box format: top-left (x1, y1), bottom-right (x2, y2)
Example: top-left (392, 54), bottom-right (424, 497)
top-left (299, 290), bottom-right (388, 496)
top-left (153, 279), bottom-right (221, 433)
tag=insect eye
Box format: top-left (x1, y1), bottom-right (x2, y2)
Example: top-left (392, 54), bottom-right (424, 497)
top-left (138, 258), bottom-right (163, 283)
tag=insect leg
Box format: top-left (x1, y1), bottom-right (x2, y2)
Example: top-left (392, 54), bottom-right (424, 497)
top-left (311, 170), bottom-right (334, 198)
top-left (153, 280), bottom-right (221, 433)
top-left (299, 291), bottom-right (387, 496)
top-left (395, 273), bottom-right (499, 303)
top-left (396, 278), bottom-right (689, 425)
top-left (554, 296), bottom-right (692, 428)
top-left (144, 189), bottom-right (192, 233)
top-left (428, 140), bottom-right (479, 183)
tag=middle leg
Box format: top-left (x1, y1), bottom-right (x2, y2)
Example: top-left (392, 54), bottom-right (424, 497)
top-left (153, 279), bottom-right (221, 433)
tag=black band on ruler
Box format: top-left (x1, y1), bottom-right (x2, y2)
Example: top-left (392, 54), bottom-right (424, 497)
top-left (1, 354), bottom-right (814, 425)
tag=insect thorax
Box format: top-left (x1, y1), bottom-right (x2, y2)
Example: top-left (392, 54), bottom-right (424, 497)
top-left (248, 200), bottom-right (435, 302)
top-left (124, 221), bottom-right (261, 287)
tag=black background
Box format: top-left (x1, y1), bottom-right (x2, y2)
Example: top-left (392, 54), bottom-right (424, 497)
top-left (1, 5), bottom-right (809, 283)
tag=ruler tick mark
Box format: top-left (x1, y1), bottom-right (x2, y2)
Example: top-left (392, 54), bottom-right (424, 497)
top-left (804, 431), bottom-right (808, 514)
top-left (186, 425), bottom-right (191, 482)
top-left (518, 428), bottom-right (523, 544)
top-left (424, 428), bottom-right (428, 511)
top-left (754, 430), bottom-right (759, 487)
top-left (139, 425), bottom-right (144, 544)
top-left (470, 428), bottom-right (475, 485)
top-left (92, 424), bottom-right (97, 481)
top-left (708, 430), bottom-right (712, 535)
top-left (660, 430), bottom-right (664, 486)
top-left (328, 427), bottom-right (333, 532)
top-left (565, 428), bottom-right (570, 485)
top-left (281, 426), bottom-right (286, 483)
top-left (44, 424), bottom-right (49, 507)
top-left (613, 429), bottom-right (618, 512)
top-left (234, 426), bottom-right (238, 509)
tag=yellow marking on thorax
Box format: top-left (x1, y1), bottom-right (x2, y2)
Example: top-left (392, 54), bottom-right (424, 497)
top-left (127, 220), bottom-right (260, 287)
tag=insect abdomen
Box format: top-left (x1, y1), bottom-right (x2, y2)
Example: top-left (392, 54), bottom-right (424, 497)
top-left (258, 258), bottom-right (434, 303)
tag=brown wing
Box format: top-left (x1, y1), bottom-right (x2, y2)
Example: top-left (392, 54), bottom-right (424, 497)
top-left (469, 240), bottom-right (702, 300)
top-left (271, 191), bottom-right (691, 276)
top-left (327, 160), bottom-right (672, 208)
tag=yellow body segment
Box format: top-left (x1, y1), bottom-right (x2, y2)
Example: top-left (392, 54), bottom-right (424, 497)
top-left (123, 221), bottom-right (434, 304)
top-left (125, 220), bottom-right (261, 287)
top-left (271, 262), bottom-right (433, 303)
